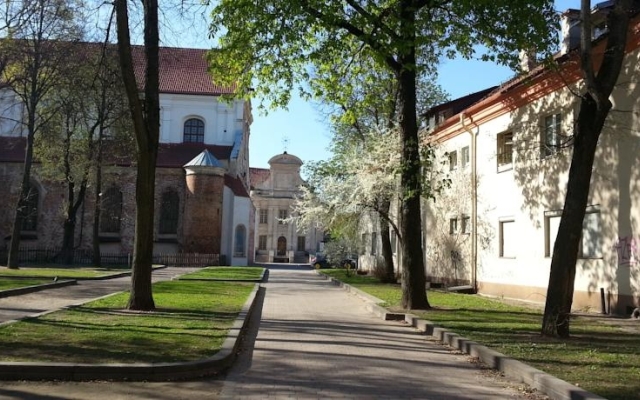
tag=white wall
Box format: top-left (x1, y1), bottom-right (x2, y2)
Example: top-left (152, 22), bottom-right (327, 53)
top-left (159, 94), bottom-right (244, 145)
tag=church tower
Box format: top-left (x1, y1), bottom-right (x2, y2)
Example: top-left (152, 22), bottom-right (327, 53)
top-left (182, 149), bottom-right (225, 253)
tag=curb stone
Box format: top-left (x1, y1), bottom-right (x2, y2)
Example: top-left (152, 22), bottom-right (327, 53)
top-left (0, 283), bottom-right (261, 381)
top-left (320, 272), bottom-right (606, 400)
top-left (0, 279), bottom-right (77, 299)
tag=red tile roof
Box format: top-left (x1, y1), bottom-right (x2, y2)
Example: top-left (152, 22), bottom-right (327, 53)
top-left (157, 143), bottom-right (232, 168)
top-left (132, 46), bottom-right (236, 96)
top-left (0, 137), bottom-right (233, 168)
top-left (225, 174), bottom-right (250, 197)
top-left (249, 167), bottom-right (270, 189)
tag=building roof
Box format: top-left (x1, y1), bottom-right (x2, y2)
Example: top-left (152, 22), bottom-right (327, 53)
top-left (0, 137), bottom-right (233, 168)
top-left (268, 152), bottom-right (303, 166)
top-left (132, 46), bottom-right (236, 96)
top-left (430, 9), bottom-right (640, 142)
top-left (249, 167), bottom-right (270, 189)
top-left (225, 174), bottom-right (250, 197)
top-left (423, 86), bottom-right (498, 118)
top-left (183, 149), bottom-right (223, 168)
top-left (157, 143), bottom-right (232, 168)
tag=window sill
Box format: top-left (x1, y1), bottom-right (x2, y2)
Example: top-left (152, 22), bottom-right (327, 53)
top-left (99, 235), bottom-right (121, 243)
top-left (497, 164), bottom-right (513, 173)
top-left (499, 256), bottom-right (516, 259)
top-left (19, 232), bottom-right (38, 240)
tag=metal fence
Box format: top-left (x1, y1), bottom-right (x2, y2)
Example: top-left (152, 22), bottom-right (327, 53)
top-left (0, 247), bottom-right (224, 268)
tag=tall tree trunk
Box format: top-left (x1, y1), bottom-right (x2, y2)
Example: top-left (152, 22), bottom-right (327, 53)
top-left (542, 0), bottom-right (630, 337)
top-left (7, 88), bottom-right (38, 269)
top-left (92, 137), bottom-right (103, 267)
top-left (378, 198), bottom-right (395, 283)
top-left (396, 0), bottom-right (429, 310)
top-left (7, 132), bottom-right (34, 269)
top-left (542, 96), bottom-right (604, 337)
top-left (115, 0), bottom-right (159, 310)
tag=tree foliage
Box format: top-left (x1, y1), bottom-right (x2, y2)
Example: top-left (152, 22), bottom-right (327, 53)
top-left (209, 0), bottom-right (557, 309)
top-left (1, 0), bottom-right (82, 268)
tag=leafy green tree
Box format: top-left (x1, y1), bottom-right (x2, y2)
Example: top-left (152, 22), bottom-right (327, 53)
top-left (542, 0), bottom-right (634, 337)
top-left (34, 42), bottom-right (132, 265)
top-left (114, 0), bottom-right (160, 310)
top-left (209, 0), bottom-right (557, 308)
top-left (2, 0), bottom-right (82, 268)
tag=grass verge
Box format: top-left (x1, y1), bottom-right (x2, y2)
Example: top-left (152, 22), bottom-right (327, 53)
top-left (0, 280), bottom-right (254, 364)
top-left (0, 267), bottom-right (125, 279)
top-left (0, 278), bottom-right (53, 291)
top-left (320, 269), bottom-right (640, 400)
top-left (179, 266), bottom-right (264, 280)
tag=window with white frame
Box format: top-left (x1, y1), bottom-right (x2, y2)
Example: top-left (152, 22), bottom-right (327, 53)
top-left (449, 218), bottom-right (458, 235)
top-left (390, 230), bottom-right (397, 254)
top-left (497, 131), bottom-right (513, 168)
top-left (461, 146), bottom-right (470, 169)
top-left (545, 211), bottom-right (562, 257)
top-left (371, 232), bottom-right (377, 255)
top-left (258, 235), bottom-right (267, 250)
top-left (278, 209), bottom-right (288, 224)
top-left (448, 150), bottom-right (458, 171)
top-left (581, 210), bottom-right (602, 258)
top-left (499, 219), bottom-right (515, 258)
top-left (259, 209), bottom-right (268, 224)
top-left (461, 215), bottom-right (471, 234)
top-left (542, 113), bottom-right (562, 157)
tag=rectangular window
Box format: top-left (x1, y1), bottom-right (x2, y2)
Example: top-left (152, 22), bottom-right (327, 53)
top-left (545, 213), bottom-right (562, 257)
top-left (461, 146), bottom-right (470, 169)
top-left (497, 132), bottom-right (513, 168)
top-left (581, 211), bottom-right (602, 258)
top-left (461, 215), bottom-right (471, 234)
top-left (278, 209), bottom-right (288, 224)
top-left (361, 233), bottom-right (367, 255)
top-left (390, 230), bottom-right (397, 254)
top-left (449, 218), bottom-right (458, 235)
top-left (448, 150), bottom-right (458, 171)
top-left (542, 113), bottom-right (562, 157)
top-left (371, 232), bottom-right (377, 255)
top-left (258, 235), bottom-right (267, 251)
top-left (499, 219), bottom-right (515, 258)
top-left (259, 209), bottom-right (268, 224)
top-left (297, 236), bottom-right (306, 252)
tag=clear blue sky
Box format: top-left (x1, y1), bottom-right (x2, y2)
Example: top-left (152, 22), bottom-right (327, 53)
top-left (168, 0), bottom-right (578, 170)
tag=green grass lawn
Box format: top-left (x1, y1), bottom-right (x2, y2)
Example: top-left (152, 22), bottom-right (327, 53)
top-left (0, 278), bottom-right (54, 291)
top-left (0, 280), bottom-right (254, 364)
top-left (179, 266), bottom-right (265, 280)
top-left (0, 267), bottom-right (125, 279)
top-left (320, 269), bottom-right (640, 400)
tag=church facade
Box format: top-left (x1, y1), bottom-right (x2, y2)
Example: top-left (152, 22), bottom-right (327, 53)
top-left (0, 46), bottom-right (254, 266)
top-left (250, 153), bottom-right (324, 263)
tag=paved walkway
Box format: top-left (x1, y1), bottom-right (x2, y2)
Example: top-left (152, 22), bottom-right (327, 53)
top-left (0, 267), bottom-right (198, 324)
top-left (0, 266), bottom-right (541, 399)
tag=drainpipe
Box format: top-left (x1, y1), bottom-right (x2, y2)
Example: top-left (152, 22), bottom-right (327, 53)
top-left (460, 113), bottom-right (478, 293)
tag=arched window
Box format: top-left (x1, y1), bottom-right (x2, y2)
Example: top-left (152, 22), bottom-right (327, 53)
top-left (234, 225), bottom-right (246, 257)
top-left (183, 118), bottom-right (204, 143)
top-left (159, 190), bottom-right (179, 234)
top-left (20, 182), bottom-right (39, 232)
top-left (100, 186), bottom-right (122, 234)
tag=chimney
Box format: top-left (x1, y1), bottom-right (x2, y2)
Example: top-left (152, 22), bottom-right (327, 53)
top-left (519, 49), bottom-right (537, 72)
top-left (561, 9), bottom-right (581, 55)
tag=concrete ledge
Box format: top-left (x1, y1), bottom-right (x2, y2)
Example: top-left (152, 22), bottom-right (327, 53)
top-left (329, 275), bottom-right (605, 400)
top-left (0, 283), bottom-right (261, 381)
top-left (0, 279), bottom-right (77, 298)
top-left (174, 267), bottom-right (268, 283)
